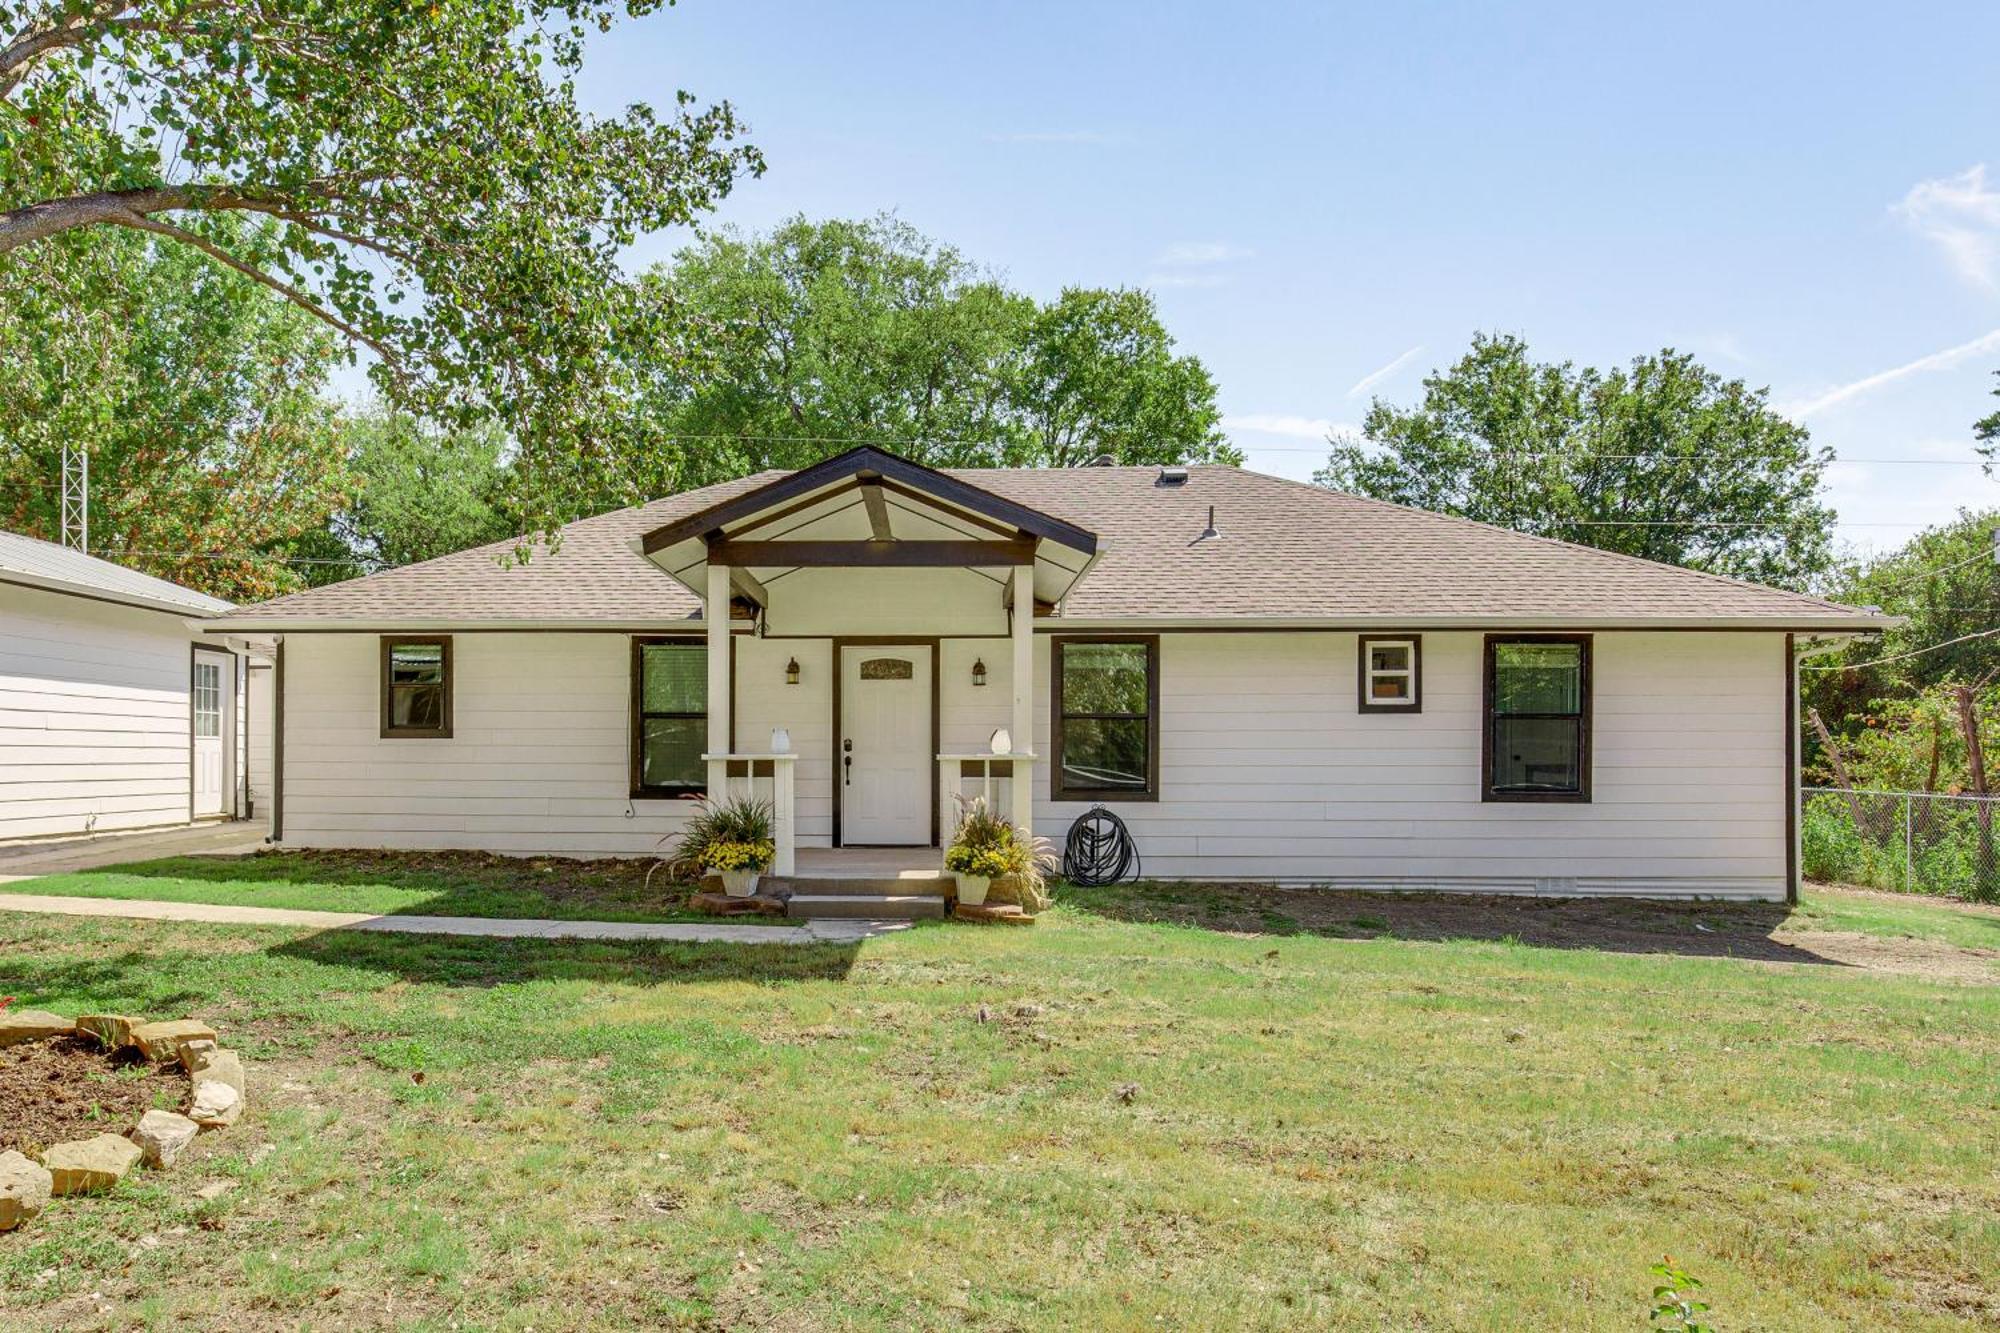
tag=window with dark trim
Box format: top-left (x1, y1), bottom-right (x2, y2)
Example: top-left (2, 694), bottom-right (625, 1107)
top-left (1358, 634), bottom-right (1421, 712)
top-left (380, 636), bottom-right (451, 738)
top-left (1051, 636), bottom-right (1159, 801)
top-left (631, 638), bottom-right (707, 798)
top-left (1483, 634), bottom-right (1590, 801)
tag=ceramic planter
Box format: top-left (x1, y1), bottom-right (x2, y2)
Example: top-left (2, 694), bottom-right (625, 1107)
top-left (719, 867), bottom-right (761, 898)
top-left (955, 873), bottom-right (992, 906)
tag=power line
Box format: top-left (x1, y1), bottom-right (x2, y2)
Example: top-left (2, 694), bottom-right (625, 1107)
top-left (1848, 547), bottom-right (1994, 591)
top-left (1800, 627), bottom-right (2000, 671)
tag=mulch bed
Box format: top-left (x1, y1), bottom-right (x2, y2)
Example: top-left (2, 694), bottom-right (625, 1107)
top-left (0, 1035), bottom-right (190, 1158)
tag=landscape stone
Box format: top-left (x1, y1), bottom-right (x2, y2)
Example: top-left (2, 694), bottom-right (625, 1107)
top-left (75, 1014), bottom-right (142, 1049)
top-left (0, 1151), bottom-right (53, 1230)
top-left (0, 1009), bottom-right (73, 1047)
top-left (43, 1134), bottom-right (143, 1195)
top-left (131, 1110), bottom-right (201, 1168)
top-left (189, 1079), bottom-right (243, 1128)
top-left (176, 1037), bottom-right (217, 1071)
top-left (131, 1019), bottom-right (218, 1063)
top-left (187, 1047), bottom-right (245, 1096)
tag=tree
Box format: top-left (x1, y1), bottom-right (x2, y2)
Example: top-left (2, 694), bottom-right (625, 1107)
top-left (608, 215), bottom-right (1238, 505)
top-left (0, 0), bottom-right (760, 530)
top-left (1316, 334), bottom-right (1835, 587)
top-left (334, 406), bottom-right (516, 569)
top-left (0, 222), bottom-right (351, 600)
top-left (1978, 370), bottom-right (1999, 458)
top-left (1802, 508), bottom-right (2000, 753)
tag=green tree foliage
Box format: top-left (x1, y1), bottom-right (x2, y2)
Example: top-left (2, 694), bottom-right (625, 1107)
top-left (612, 215), bottom-right (1236, 501)
top-left (1316, 333), bottom-right (1835, 587)
top-left (334, 406), bottom-right (516, 570)
top-left (1803, 508), bottom-right (2000, 753)
top-left (0, 0), bottom-right (760, 532)
top-left (1977, 371), bottom-right (1999, 456)
top-left (0, 224), bottom-right (350, 600)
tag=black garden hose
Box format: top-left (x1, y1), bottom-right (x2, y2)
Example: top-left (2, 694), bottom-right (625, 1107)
top-left (1063, 805), bottom-right (1140, 886)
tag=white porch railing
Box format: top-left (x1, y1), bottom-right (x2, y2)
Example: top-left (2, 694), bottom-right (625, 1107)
top-left (702, 753), bottom-right (797, 875)
top-left (938, 752), bottom-right (1036, 840)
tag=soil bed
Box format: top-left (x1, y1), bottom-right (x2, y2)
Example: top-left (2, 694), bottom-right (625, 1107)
top-left (0, 1035), bottom-right (190, 1157)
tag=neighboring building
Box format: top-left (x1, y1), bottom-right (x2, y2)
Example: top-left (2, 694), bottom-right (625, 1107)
top-left (202, 447), bottom-right (1889, 901)
top-left (1, 530), bottom-right (262, 841)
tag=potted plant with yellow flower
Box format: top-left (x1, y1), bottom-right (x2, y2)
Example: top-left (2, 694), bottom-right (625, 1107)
top-left (664, 795), bottom-right (776, 897)
top-left (944, 795), bottom-right (1034, 906)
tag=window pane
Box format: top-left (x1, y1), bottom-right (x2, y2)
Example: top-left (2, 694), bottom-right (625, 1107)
top-left (641, 717), bottom-right (704, 789)
top-left (390, 643), bottom-right (444, 686)
top-left (1492, 717), bottom-right (1580, 792)
top-left (391, 683), bottom-right (444, 730)
top-left (1369, 674), bottom-right (1410, 701)
top-left (642, 643), bottom-right (706, 713)
top-left (1368, 644), bottom-right (1410, 674)
top-left (1061, 642), bottom-right (1148, 714)
top-left (1493, 643), bottom-right (1581, 715)
top-left (859, 657), bottom-right (914, 681)
top-left (1060, 717), bottom-right (1149, 790)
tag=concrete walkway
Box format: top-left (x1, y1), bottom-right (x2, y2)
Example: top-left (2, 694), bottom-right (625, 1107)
top-left (0, 891), bottom-right (908, 944)
top-left (0, 820), bottom-right (269, 882)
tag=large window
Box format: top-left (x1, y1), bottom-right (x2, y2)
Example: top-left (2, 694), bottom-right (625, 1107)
top-left (380, 637), bottom-right (452, 739)
top-left (631, 638), bottom-right (707, 797)
top-left (1052, 637), bottom-right (1158, 801)
top-left (1484, 635), bottom-right (1590, 801)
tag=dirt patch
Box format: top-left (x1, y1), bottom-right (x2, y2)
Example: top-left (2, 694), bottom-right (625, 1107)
top-left (1064, 883), bottom-right (2000, 982)
top-left (0, 1035), bottom-right (191, 1157)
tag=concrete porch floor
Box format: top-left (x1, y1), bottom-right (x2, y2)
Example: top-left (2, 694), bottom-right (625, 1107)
top-left (794, 846), bottom-right (945, 879)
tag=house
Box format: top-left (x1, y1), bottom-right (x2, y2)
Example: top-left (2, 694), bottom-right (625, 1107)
top-left (2, 530), bottom-right (264, 842)
top-left (199, 447), bottom-right (1889, 901)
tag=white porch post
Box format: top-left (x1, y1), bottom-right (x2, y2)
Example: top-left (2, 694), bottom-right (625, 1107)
top-left (1011, 562), bottom-right (1035, 837)
top-left (705, 562), bottom-right (731, 801)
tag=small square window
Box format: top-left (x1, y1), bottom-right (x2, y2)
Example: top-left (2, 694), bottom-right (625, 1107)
top-left (1358, 635), bottom-right (1421, 713)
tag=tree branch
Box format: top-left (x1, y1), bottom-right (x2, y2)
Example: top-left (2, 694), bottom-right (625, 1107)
top-left (107, 208), bottom-right (395, 365)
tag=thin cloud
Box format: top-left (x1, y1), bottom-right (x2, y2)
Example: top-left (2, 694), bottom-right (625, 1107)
top-left (1895, 165), bottom-right (2000, 290)
top-left (1347, 345), bottom-right (1425, 398)
top-left (984, 130), bottom-right (1120, 145)
top-left (1782, 327), bottom-right (2000, 420)
top-left (1221, 413), bottom-right (1361, 441)
top-left (1155, 242), bottom-right (1254, 266)
top-left (1145, 272), bottom-right (1227, 289)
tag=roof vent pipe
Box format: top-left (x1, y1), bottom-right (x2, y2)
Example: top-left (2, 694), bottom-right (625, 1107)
top-left (1195, 504), bottom-right (1220, 542)
top-left (1156, 465), bottom-right (1189, 486)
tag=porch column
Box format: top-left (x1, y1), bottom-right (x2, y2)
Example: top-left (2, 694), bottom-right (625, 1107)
top-left (705, 562), bottom-right (732, 798)
top-left (1011, 562), bottom-right (1035, 837)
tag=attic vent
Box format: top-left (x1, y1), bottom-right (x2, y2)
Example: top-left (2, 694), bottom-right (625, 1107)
top-left (1156, 465), bottom-right (1189, 486)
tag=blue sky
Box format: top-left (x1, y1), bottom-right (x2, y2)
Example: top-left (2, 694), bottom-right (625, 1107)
top-left (565, 0), bottom-right (2000, 555)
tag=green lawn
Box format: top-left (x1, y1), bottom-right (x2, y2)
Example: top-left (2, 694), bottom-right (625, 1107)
top-left (0, 848), bottom-right (760, 925)
top-left (1, 873), bottom-right (1996, 1329)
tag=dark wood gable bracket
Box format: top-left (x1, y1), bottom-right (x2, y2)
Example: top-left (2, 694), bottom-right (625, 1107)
top-left (639, 445), bottom-right (1098, 557)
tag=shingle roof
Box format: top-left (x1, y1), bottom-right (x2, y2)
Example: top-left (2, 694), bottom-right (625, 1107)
top-left (206, 464), bottom-right (1888, 630)
top-left (0, 528), bottom-right (233, 616)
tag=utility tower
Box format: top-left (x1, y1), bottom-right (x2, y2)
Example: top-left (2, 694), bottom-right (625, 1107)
top-left (60, 446), bottom-right (88, 552)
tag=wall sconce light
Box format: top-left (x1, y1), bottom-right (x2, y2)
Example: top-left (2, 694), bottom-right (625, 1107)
top-left (971, 657), bottom-right (987, 688)
top-left (785, 656), bottom-right (801, 685)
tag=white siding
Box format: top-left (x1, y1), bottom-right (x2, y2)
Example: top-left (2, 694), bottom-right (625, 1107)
top-left (0, 583), bottom-right (198, 840)
top-left (246, 660), bottom-right (274, 816)
top-left (1033, 631), bottom-right (1788, 899)
top-left (276, 624), bottom-right (1789, 898)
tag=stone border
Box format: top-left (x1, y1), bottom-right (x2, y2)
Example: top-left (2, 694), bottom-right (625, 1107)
top-left (0, 1008), bottom-right (245, 1233)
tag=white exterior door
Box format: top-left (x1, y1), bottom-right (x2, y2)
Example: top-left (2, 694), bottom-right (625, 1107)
top-left (191, 655), bottom-right (230, 817)
top-left (839, 644), bottom-right (932, 845)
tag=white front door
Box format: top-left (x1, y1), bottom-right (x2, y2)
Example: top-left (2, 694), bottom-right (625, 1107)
top-left (839, 644), bottom-right (932, 845)
top-left (191, 655), bottom-right (230, 817)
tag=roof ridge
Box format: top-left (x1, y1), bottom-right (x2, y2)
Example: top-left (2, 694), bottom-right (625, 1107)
top-left (1248, 470), bottom-right (1868, 616)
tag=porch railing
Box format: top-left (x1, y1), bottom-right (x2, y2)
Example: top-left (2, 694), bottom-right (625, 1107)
top-left (703, 753), bottom-right (797, 876)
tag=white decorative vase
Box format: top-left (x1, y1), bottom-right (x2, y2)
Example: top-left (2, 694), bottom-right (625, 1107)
top-left (720, 868), bottom-right (761, 898)
top-left (770, 726), bottom-right (791, 754)
top-left (956, 873), bottom-right (991, 906)
top-left (988, 727), bottom-right (1011, 756)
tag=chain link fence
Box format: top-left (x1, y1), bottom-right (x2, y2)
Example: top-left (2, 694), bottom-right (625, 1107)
top-left (1801, 786), bottom-right (2000, 899)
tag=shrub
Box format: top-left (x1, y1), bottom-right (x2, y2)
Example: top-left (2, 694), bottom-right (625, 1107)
top-left (653, 795), bottom-right (776, 884)
top-left (947, 794), bottom-right (1055, 911)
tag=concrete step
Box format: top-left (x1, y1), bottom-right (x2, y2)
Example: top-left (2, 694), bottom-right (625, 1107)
top-left (766, 874), bottom-right (952, 898)
top-left (784, 894), bottom-right (947, 921)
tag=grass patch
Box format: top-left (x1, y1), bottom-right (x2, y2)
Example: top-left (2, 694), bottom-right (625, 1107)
top-left (0, 848), bottom-right (777, 925)
top-left (1, 883), bottom-right (1996, 1327)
